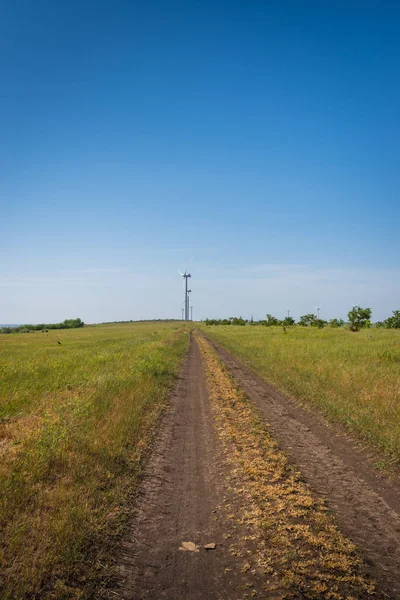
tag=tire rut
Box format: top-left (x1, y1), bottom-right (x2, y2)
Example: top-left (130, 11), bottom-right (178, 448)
top-left (203, 333), bottom-right (400, 599)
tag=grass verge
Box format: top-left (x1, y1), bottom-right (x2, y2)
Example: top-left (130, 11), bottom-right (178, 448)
top-left (0, 322), bottom-right (189, 599)
top-left (197, 333), bottom-right (375, 599)
top-left (202, 326), bottom-right (400, 467)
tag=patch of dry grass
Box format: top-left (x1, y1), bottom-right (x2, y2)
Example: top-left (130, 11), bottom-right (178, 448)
top-left (203, 325), bottom-right (400, 466)
top-left (0, 322), bottom-right (189, 599)
top-left (198, 334), bottom-right (375, 599)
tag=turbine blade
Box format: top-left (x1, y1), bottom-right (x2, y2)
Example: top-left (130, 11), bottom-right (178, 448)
top-left (185, 256), bottom-right (193, 271)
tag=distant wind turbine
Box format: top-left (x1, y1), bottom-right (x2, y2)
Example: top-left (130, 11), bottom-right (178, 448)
top-left (178, 267), bottom-right (192, 321)
top-left (313, 305), bottom-right (322, 319)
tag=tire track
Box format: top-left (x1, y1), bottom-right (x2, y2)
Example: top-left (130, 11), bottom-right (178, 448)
top-left (203, 332), bottom-right (400, 599)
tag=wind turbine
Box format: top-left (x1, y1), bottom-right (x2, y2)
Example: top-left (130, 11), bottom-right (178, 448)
top-left (190, 305), bottom-right (194, 321)
top-left (187, 289), bottom-right (193, 320)
top-left (287, 308), bottom-right (290, 318)
top-left (313, 305), bottom-right (322, 319)
top-left (178, 269), bottom-right (192, 321)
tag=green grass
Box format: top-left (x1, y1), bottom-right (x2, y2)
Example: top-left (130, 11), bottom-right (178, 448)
top-left (0, 322), bottom-right (189, 599)
top-left (202, 325), bottom-right (400, 466)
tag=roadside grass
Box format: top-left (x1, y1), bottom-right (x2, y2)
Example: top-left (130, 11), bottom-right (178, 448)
top-left (198, 334), bottom-right (375, 599)
top-left (202, 326), bottom-right (400, 467)
top-left (0, 322), bottom-right (189, 599)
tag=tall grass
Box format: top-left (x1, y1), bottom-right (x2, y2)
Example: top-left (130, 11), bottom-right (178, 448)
top-left (203, 326), bottom-right (400, 466)
top-left (0, 322), bottom-right (189, 599)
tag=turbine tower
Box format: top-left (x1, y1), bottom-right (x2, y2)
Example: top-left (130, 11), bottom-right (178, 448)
top-left (313, 305), bottom-right (322, 319)
top-left (178, 269), bottom-right (192, 321)
top-left (187, 289), bottom-right (192, 321)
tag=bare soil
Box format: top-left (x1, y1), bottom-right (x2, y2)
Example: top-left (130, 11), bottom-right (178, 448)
top-left (112, 333), bottom-right (400, 599)
top-left (204, 333), bottom-right (400, 599)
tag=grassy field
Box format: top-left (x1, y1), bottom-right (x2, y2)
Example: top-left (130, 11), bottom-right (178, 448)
top-left (0, 322), bottom-right (189, 599)
top-left (202, 325), bottom-right (400, 467)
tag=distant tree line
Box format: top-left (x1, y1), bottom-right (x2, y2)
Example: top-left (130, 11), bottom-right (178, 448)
top-left (100, 319), bottom-right (183, 324)
top-left (0, 318), bottom-right (84, 334)
top-left (375, 311), bottom-right (400, 329)
top-left (204, 309), bottom-right (400, 332)
top-left (204, 317), bottom-right (248, 326)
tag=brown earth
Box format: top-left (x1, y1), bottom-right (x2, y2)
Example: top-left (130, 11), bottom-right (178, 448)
top-left (111, 333), bottom-right (400, 599)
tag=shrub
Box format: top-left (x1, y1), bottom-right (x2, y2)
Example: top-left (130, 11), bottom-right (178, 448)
top-left (299, 314), bottom-right (317, 327)
top-left (383, 310), bottom-right (400, 329)
top-left (348, 307), bottom-right (371, 332)
top-left (282, 316), bottom-right (295, 326)
top-left (314, 319), bottom-right (328, 329)
top-left (264, 314), bottom-right (281, 326)
top-left (329, 318), bottom-right (345, 328)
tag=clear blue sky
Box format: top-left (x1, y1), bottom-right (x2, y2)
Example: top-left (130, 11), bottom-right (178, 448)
top-left (1, 1), bottom-right (399, 322)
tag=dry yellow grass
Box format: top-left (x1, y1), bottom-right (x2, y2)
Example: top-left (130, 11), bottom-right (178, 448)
top-left (0, 322), bottom-right (189, 599)
top-left (197, 334), bottom-right (374, 599)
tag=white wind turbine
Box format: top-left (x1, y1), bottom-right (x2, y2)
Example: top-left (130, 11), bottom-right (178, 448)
top-left (313, 305), bottom-right (322, 319)
top-left (178, 261), bottom-right (192, 321)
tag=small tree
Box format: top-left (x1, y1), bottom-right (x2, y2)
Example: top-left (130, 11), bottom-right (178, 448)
top-left (329, 318), bottom-right (345, 328)
top-left (282, 316), bottom-right (295, 326)
top-left (314, 319), bottom-right (328, 329)
top-left (348, 307), bottom-right (371, 332)
top-left (299, 314), bottom-right (317, 327)
top-left (383, 310), bottom-right (400, 329)
top-left (231, 316), bottom-right (246, 326)
top-left (265, 314), bottom-right (280, 326)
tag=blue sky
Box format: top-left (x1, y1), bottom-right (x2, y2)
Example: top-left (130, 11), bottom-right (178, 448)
top-left (1, 1), bottom-right (399, 323)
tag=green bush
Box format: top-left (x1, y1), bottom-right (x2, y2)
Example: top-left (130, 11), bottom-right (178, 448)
top-left (329, 318), bottom-right (345, 328)
top-left (348, 307), bottom-right (371, 332)
top-left (383, 310), bottom-right (400, 329)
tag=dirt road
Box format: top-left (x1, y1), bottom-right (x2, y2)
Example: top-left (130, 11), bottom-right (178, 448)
top-left (112, 333), bottom-right (400, 599)
top-left (114, 334), bottom-right (265, 599)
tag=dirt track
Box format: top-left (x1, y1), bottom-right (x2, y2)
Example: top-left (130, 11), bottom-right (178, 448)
top-left (114, 335), bottom-right (265, 599)
top-left (113, 333), bottom-right (400, 599)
